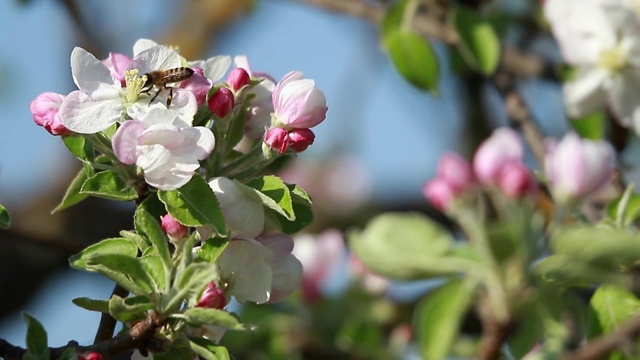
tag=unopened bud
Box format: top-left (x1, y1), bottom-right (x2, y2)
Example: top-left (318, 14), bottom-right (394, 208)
top-left (161, 214), bottom-right (188, 241)
top-left (79, 352), bottom-right (103, 360)
top-left (497, 161), bottom-right (537, 199)
top-left (228, 68), bottom-right (251, 91)
top-left (288, 129), bottom-right (315, 152)
top-left (208, 87), bottom-right (235, 118)
top-left (422, 178), bottom-right (456, 211)
top-left (264, 127), bottom-right (289, 154)
top-left (197, 282), bottom-right (227, 309)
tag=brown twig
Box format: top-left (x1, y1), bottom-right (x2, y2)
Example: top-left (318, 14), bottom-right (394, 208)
top-left (0, 311), bottom-right (165, 360)
top-left (93, 284), bottom-right (129, 344)
top-left (562, 315), bottom-right (640, 360)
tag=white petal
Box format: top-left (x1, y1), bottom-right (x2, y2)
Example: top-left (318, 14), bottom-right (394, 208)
top-left (268, 254), bottom-right (303, 303)
top-left (129, 46), bottom-right (182, 75)
top-left (167, 90), bottom-right (198, 125)
top-left (198, 55), bottom-right (232, 82)
top-left (139, 125), bottom-right (185, 148)
top-left (137, 144), bottom-right (172, 174)
top-left (70, 47), bottom-right (119, 93)
top-left (217, 240), bottom-right (272, 304)
top-left (133, 39), bottom-right (159, 57)
top-left (145, 169), bottom-right (194, 190)
top-left (112, 120), bottom-right (145, 164)
top-left (58, 90), bottom-right (123, 134)
top-left (609, 70), bottom-right (640, 127)
top-left (178, 127), bottom-right (216, 160)
top-left (563, 68), bottom-right (608, 117)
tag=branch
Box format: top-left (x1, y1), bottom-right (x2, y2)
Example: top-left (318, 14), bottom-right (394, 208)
top-left (93, 284), bottom-right (129, 344)
top-left (561, 315), bottom-right (640, 360)
top-left (0, 311), bottom-right (165, 360)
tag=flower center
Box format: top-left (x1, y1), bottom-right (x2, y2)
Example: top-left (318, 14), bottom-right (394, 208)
top-left (124, 69), bottom-right (148, 103)
top-left (598, 45), bottom-right (626, 72)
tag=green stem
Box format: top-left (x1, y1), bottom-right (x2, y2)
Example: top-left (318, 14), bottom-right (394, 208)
top-left (401, 0), bottom-right (421, 31)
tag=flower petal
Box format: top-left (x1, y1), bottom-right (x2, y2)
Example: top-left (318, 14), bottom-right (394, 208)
top-left (128, 45), bottom-right (182, 75)
top-left (58, 90), bottom-right (123, 134)
top-left (191, 55), bottom-right (232, 82)
top-left (70, 47), bottom-right (120, 93)
top-left (563, 68), bottom-right (608, 118)
top-left (112, 120), bottom-right (146, 164)
top-left (132, 38), bottom-right (159, 57)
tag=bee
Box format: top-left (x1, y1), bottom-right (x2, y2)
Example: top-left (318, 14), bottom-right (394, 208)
top-left (140, 67), bottom-right (195, 107)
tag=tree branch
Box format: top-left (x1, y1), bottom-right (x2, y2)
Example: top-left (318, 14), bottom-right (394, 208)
top-left (562, 315), bottom-right (640, 360)
top-left (0, 311), bottom-right (165, 360)
top-left (93, 284), bottom-right (129, 344)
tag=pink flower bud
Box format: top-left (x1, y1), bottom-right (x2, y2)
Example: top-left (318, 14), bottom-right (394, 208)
top-left (79, 352), bottom-right (103, 360)
top-left (422, 178), bottom-right (456, 211)
top-left (30, 92), bottom-right (70, 136)
top-left (161, 214), bottom-right (188, 241)
top-left (179, 67), bottom-right (212, 106)
top-left (437, 152), bottom-right (475, 193)
top-left (473, 128), bottom-right (524, 184)
top-left (264, 127), bottom-right (289, 154)
top-left (228, 68), bottom-right (251, 91)
top-left (545, 132), bottom-right (614, 204)
top-left (102, 52), bottom-right (131, 87)
top-left (208, 87), bottom-right (235, 118)
top-left (197, 282), bottom-right (227, 309)
top-left (288, 129), bottom-right (315, 152)
top-left (496, 160), bottom-right (537, 199)
top-left (272, 71), bottom-right (328, 129)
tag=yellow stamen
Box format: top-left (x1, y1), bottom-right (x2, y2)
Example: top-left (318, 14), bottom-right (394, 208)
top-left (124, 69), bottom-right (148, 103)
top-left (598, 45), bottom-right (626, 72)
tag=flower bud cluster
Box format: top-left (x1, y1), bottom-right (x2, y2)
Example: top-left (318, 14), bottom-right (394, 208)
top-left (423, 128), bottom-right (615, 210)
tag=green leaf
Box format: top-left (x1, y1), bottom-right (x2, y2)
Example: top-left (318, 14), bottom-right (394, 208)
top-left (451, 6), bottom-right (501, 75)
top-left (85, 254), bottom-right (155, 295)
top-left (69, 238), bottom-right (138, 270)
top-left (52, 166), bottom-right (91, 213)
top-left (571, 112), bottom-right (606, 140)
top-left (56, 347), bottom-right (78, 360)
top-left (140, 255), bottom-right (166, 292)
top-left (189, 338), bottom-right (231, 360)
top-left (507, 309), bottom-right (544, 358)
top-left (198, 237), bottom-right (229, 264)
top-left (606, 192), bottom-right (640, 226)
top-left (415, 278), bottom-right (477, 360)
top-left (162, 262), bottom-right (218, 313)
top-left (23, 313), bottom-right (49, 360)
top-left (0, 203), bottom-right (10, 229)
top-left (80, 170), bottom-right (137, 201)
top-left (158, 175), bottom-right (226, 234)
top-left (222, 97), bottom-right (251, 155)
top-left (72, 297), bottom-right (110, 313)
top-left (120, 230), bottom-right (150, 252)
top-left (380, 0), bottom-right (406, 37)
top-left (588, 285), bottom-right (640, 338)
top-left (384, 30), bottom-right (439, 92)
top-left (62, 135), bottom-right (93, 162)
top-left (179, 308), bottom-right (243, 329)
top-left (276, 184), bottom-right (314, 234)
top-left (552, 226), bottom-right (640, 268)
top-left (108, 295), bottom-right (154, 323)
top-left (134, 204), bottom-right (172, 289)
top-left (348, 212), bottom-right (466, 280)
top-left (247, 176), bottom-right (294, 220)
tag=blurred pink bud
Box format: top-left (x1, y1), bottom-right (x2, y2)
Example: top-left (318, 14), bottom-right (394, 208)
top-left (272, 71), bottom-right (328, 129)
top-left (30, 92), bottom-right (70, 136)
top-left (228, 68), bottom-right (251, 91)
top-left (79, 352), bottom-right (103, 360)
top-left (197, 282), bottom-right (227, 309)
top-left (208, 87), bottom-right (235, 118)
top-left (545, 132), bottom-right (615, 204)
top-left (179, 67), bottom-right (212, 106)
top-left (437, 152), bottom-right (475, 193)
top-left (473, 128), bottom-right (524, 184)
top-left (496, 161), bottom-right (537, 199)
top-left (264, 127), bottom-right (289, 154)
top-left (288, 129), bottom-right (315, 152)
top-left (102, 52), bottom-right (131, 87)
top-left (161, 214), bottom-right (188, 241)
top-left (422, 178), bottom-right (456, 211)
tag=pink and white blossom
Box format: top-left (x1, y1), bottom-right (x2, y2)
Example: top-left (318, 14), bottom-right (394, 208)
top-left (102, 52), bottom-right (131, 87)
top-left (473, 128), bottom-right (524, 184)
top-left (272, 71), bottom-right (327, 129)
top-left (207, 177), bottom-right (265, 239)
top-left (208, 87), bottom-right (235, 118)
top-left (30, 92), bottom-right (70, 136)
top-left (112, 109), bottom-right (214, 190)
top-left (234, 55), bottom-right (276, 139)
top-left (545, 132), bottom-right (615, 204)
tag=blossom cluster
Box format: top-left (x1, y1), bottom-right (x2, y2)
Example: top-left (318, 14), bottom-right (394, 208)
top-left (544, 0), bottom-right (640, 132)
top-left (29, 39), bottom-right (329, 339)
top-left (423, 128), bottom-right (615, 210)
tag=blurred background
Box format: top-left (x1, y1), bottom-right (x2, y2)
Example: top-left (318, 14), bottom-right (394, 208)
top-left (0, 0), bottom-right (569, 358)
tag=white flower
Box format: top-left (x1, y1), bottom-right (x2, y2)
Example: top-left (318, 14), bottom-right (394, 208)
top-left (112, 108), bottom-right (214, 190)
top-left (59, 45), bottom-right (197, 134)
top-left (216, 234), bottom-right (302, 304)
top-left (208, 177), bottom-right (265, 239)
top-left (545, 0), bottom-right (640, 131)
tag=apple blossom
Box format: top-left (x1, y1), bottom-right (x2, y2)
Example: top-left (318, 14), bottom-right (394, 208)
top-left (227, 67), bottom-right (251, 91)
top-left (288, 129), bottom-right (316, 152)
top-left (30, 92), bottom-right (70, 136)
top-left (59, 45), bottom-right (197, 134)
top-left (272, 71), bottom-right (328, 129)
top-left (207, 177), bottom-right (265, 239)
top-left (102, 52), bottom-right (131, 87)
top-left (257, 233), bottom-right (303, 303)
top-left (473, 127), bottom-right (524, 184)
top-left (160, 214), bottom-right (188, 241)
top-left (545, 0), bottom-right (640, 131)
top-left (234, 55), bottom-right (276, 139)
top-left (422, 177), bottom-right (457, 211)
top-left (264, 127), bottom-right (289, 154)
top-left (112, 109), bottom-right (215, 190)
top-left (496, 161), bottom-right (537, 199)
top-left (178, 67), bottom-right (212, 106)
top-left (197, 282), bottom-right (227, 309)
top-left (436, 152), bottom-right (476, 193)
top-left (545, 132), bottom-right (615, 204)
